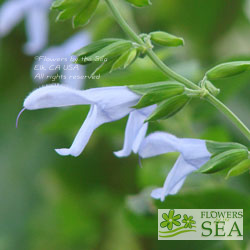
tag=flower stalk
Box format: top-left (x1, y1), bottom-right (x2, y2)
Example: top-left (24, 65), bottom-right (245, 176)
top-left (104, 0), bottom-right (250, 141)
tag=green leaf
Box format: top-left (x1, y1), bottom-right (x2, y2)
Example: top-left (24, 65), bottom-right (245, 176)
top-left (91, 58), bottom-right (118, 76)
top-left (124, 0), bottom-right (152, 7)
top-left (51, 0), bottom-right (100, 28)
top-left (74, 39), bottom-right (122, 65)
top-left (74, 39), bottom-right (122, 57)
top-left (226, 159), bottom-right (250, 179)
top-left (133, 83), bottom-right (185, 109)
top-left (85, 40), bottom-right (133, 63)
top-left (146, 94), bottom-right (190, 121)
top-left (206, 61), bottom-right (250, 80)
top-left (150, 31), bottom-right (184, 47)
top-left (206, 141), bottom-right (248, 157)
top-left (198, 149), bottom-right (248, 174)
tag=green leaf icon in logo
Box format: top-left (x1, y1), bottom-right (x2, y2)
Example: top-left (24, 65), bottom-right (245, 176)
top-left (160, 209), bottom-right (181, 230)
top-left (182, 214), bottom-right (196, 229)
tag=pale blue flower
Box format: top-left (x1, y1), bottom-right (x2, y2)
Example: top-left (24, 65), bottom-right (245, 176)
top-left (32, 31), bottom-right (90, 89)
top-left (0, 0), bottom-right (52, 55)
top-left (138, 132), bottom-right (211, 201)
top-left (21, 85), bottom-right (155, 157)
top-left (114, 105), bottom-right (156, 157)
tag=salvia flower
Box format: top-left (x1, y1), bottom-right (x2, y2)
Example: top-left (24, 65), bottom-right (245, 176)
top-left (21, 85), bottom-right (155, 157)
top-left (32, 31), bottom-right (90, 89)
top-left (139, 132), bottom-right (211, 201)
top-left (0, 0), bottom-right (52, 55)
top-left (114, 105), bottom-right (156, 157)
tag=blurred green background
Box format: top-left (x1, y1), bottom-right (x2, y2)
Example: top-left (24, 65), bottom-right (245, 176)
top-left (0, 0), bottom-right (250, 249)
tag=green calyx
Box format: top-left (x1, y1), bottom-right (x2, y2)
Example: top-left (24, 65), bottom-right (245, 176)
top-left (198, 148), bottom-right (248, 174)
top-left (206, 141), bottom-right (248, 157)
top-left (132, 82), bottom-right (185, 109)
top-left (146, 94), bottom-right (190, 121)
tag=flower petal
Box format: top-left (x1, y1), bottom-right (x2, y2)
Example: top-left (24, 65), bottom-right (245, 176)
top-left (162, 213), bottom-right (169, 221)
top-left (172, 220), bottom-right (181, 227)
top-left (178, 138), bottom-right (211, 162)
top-left (173, 214), bottom-right (181, 220)
top-left (24, 85), bottom-right (93, 110)
top-left (167, 222), bottom-right (173, 230)
top-left (55, 105), bottom-right (102, 157)
top-left (55, 91), bottom-right (139, 157)
top-left (152, 155), bottom-right (198, 201)
top-left (23, 7), bottom-right (48, 55)
top-left (84, 86), bottom-right (140, 114)
top-left (139, 132), bottom-right (179, 158)
top-left (0, 0), bottom-right (28, 36)
top-left (139, 132), bottom-right (211, 165)
top-left (62, 31), bottom-right (91, 55)
top-left (114, 105), bottom-right (156, 157)
top-left (160, 221), bottom-right (168, 228)
top-left (169, 209), bottom-right (174, 219)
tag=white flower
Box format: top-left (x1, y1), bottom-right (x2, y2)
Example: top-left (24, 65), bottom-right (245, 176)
top-left (139, 132), bottom-right (211, 201)
top-left (0, 0), bottom-right (52, 55)
top-left (32, 31), bottom-right (90, 89)
top-left (20, 85), bottom-right (155, 157)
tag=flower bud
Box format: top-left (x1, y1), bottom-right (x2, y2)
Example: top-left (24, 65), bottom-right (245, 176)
top-left (150, 31), bottom-right (184, 47)
top-left (206, 61), bottom-right (250, 80)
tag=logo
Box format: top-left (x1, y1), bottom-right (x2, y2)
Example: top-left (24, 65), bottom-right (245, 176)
top-left (158, 209), bottom-right (243, 240)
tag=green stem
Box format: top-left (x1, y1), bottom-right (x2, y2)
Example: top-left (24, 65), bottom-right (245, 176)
top-left (105, 0), bottom-right (143, 45)
top-left (206, 94), bottom-right (250, 140)
top-left (105, 0), bottom-right (250, 141)
top-left (146, 49), bottom-right (199, 90)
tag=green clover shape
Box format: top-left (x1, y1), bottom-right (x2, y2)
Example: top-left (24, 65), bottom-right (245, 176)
top-left (182, 214), bottom-right (196, 228)
top-left (160, 209), bottom-right (181, 230)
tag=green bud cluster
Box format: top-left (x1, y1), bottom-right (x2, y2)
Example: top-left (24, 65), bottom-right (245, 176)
top-left (74, 39), bottom-right (141, 76)
top-left (51, 0), bottom-right (100, 28)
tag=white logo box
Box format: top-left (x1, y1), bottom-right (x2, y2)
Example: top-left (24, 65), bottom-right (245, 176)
top-left (158, 209), bottom-right (243, 240)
